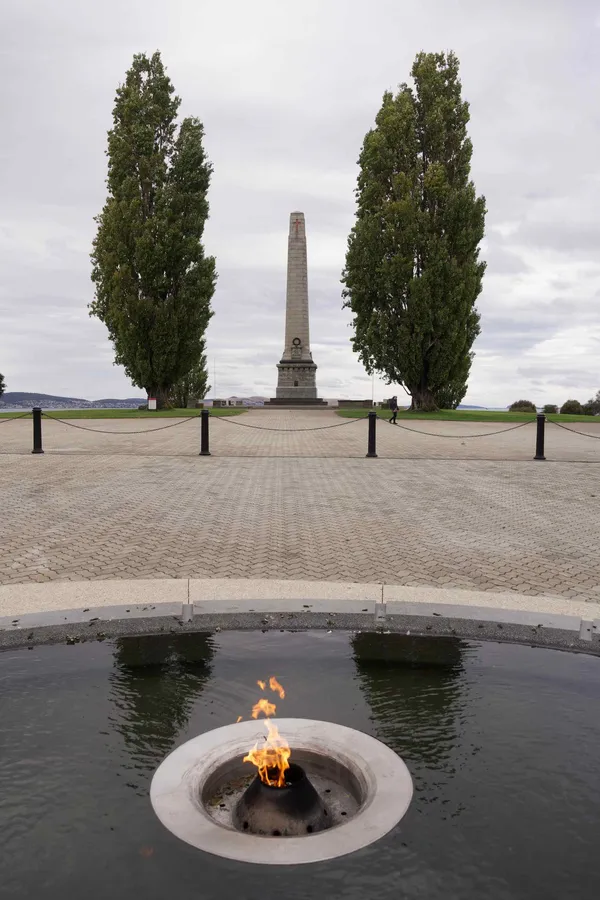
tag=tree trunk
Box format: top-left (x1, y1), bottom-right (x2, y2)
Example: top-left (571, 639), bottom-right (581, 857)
top-left (410, 387), bottom-right (438, 412)
top-left (147, 387), bottom-right (170, 410)
top-left (157, 388), bottom-right (170, 410)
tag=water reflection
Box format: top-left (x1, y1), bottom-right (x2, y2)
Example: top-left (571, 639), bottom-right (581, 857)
top-left (108, 633), bottom-right (215, 776)
top-left (352, 634), bottom-right (473, 815)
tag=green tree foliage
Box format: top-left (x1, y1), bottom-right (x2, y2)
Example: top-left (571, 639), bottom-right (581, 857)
top-left (90, 52), bottom-right (216, 408)
top-left (170, 350), bottom-right (211, 408)
top-left (433, 369), bottom-right (470, 410)
top-left (0, 373), bottom-right (5, 399)
top-left (560, 399), bottom-right (583, 415)
top-left (508, 399), bottom-right (537, 413)
top-left (583, 390), bottom-right (600, 416)
top-left (542, 404), bottom-right (558, 415)
top-left (342, 51), bottom-right (486, 411)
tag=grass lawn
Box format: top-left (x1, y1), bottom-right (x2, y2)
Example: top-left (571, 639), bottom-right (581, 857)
top-left (336, 407), bottom-right (600, 425)
top-left (0, 407), bottom-right (243, 419)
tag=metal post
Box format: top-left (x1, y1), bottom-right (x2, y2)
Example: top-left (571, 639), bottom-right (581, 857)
top-left (200, 409), bottom-right (211, 456)
top-left (366, 411), bottom-right (378, 458)
top-left (534, 413), bottom-right (546, 461)
top-left (32, 407), bottom-right (44, 455)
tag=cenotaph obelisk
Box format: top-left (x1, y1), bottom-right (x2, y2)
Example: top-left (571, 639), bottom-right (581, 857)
top-left (266, 211), bottom-right (326, 406)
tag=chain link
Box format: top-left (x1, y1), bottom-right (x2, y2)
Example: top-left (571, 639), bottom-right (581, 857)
top-left (550, 420), bottom-right (600, 440)
top-left (377, 416), bottom-right (536, 439)
top-left (41, 413), bottom-right (200, 435)
top-left (211, 413), bottom-right (368, 433)
top-left (0, 412), bottom-right (31, 425)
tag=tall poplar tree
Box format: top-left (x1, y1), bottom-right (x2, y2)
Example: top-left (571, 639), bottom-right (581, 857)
top-left (342, 51), bottom-right (486, 410)
top-left (169, 348), bottom-right (211, 408)
top-left (90, 52), bottom-right (216, 407)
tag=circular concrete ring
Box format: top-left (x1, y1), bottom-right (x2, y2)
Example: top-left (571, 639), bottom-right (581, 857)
top-left (150, 718), bottom-right (413, 865)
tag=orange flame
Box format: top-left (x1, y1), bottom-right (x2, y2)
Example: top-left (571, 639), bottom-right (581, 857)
top-left (239, 675), bottom-right (290, 787)
top-left (269, 676), bottom-right (285, 699)
top-left (243, 717), bottom-right (291, 787)
top-left (251, 697), bottom-right (277, 719)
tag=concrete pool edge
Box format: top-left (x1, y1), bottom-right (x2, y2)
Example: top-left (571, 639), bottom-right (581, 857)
top-left (0, 578), bottom-right (598, 654)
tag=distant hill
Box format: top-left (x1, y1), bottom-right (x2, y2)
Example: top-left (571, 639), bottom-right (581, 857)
top-left (2, 392), bottom-right (89, 405)
top-left (0, 392), bottom-right (146, 409)
top-left (0, 392), bottom-right (495, 411)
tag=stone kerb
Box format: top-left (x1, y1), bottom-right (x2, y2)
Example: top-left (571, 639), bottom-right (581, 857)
top-left (1, 578), bottom-right (599, 654)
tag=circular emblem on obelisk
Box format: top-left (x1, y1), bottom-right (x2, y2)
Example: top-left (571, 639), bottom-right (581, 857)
top-left (292, 338), bottom-right (301, 346)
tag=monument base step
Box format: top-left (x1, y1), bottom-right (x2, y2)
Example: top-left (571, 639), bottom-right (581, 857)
top-left (263, 398), bottom-right (329, 408)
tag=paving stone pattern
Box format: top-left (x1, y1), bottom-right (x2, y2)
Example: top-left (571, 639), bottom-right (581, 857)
top-left (1, 434), bottom-right (599, 601)
top-left (1, 409), bottom-right (599, 461)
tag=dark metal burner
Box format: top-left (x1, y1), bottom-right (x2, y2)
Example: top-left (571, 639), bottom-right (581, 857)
top-left (234, 763), bottom-right (330, 837)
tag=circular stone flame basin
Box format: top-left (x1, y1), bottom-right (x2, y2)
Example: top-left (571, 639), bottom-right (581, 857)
top-left (151, 718), bottom-right (413, 865)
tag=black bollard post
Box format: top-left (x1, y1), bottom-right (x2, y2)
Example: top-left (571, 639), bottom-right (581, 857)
top-left (366, 411), bottom-right (378, 458)
top-left (200, 409), bottom-right (211, 456)
top-left (32, 407), bottom-right (44, 455)
top-left (534, 413), bottom-right (546, 461)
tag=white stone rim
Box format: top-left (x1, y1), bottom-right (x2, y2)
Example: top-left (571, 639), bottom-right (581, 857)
top-left (150, 718), bottom-right (413, 865)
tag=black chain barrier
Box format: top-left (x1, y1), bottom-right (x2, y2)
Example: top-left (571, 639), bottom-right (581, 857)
top-left (376, 415), bottom-right (536, 439)
top-left (41, 412), bottom-right (200, 435)
top-left (0, 412), bottom-right (31, 425)
top-left (550, 420), bottom-right (600, 440)
top-left (23, 408), bottom-right (595, 462)
top-left (210, 413), bottom-right (369, 433)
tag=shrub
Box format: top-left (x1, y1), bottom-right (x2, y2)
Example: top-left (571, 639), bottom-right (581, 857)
top-left (543, 404), bottom-right (558, 415)
top-left (508, 399), bottom-right (537, 413)
top-left (560, 399), bottom-right (583, 415)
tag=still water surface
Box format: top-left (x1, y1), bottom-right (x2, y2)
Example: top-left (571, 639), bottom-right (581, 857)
top-left (1, 631), bottom-right (599, 899)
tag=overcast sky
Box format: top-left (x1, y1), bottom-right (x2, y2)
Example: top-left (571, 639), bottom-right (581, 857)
top-left (1, 0), bottom-right (599, 406)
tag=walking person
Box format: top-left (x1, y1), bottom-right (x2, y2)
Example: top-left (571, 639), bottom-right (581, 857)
top-left (389, 395), bottom-right (399, 424)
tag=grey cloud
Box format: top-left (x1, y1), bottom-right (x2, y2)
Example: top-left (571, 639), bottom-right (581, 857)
top-left (516, 366), bottom-right (599, 390)
top-left (483, 243), bottom-right (531, 276)
top-left (1, 0), bottom-right (600, 404)
top-left (551, 279), bottom-right (572, 292)
top-left (515, 221), bottom-right (600, 254)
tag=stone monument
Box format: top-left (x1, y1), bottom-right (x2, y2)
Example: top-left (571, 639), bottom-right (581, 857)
top-left (266, 211), bottom-right (326, 406)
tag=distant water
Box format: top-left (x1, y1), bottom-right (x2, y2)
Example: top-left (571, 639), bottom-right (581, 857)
top-left (457, 405), bottom-right (506, 411)
top-left (0, 406), bottom-right (140, 413)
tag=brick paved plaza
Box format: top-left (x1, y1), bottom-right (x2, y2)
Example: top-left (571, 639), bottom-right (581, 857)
top-left (1, 408), bottom-right (600, 460)
top-left (1, 410), bottom-right (599, 601)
